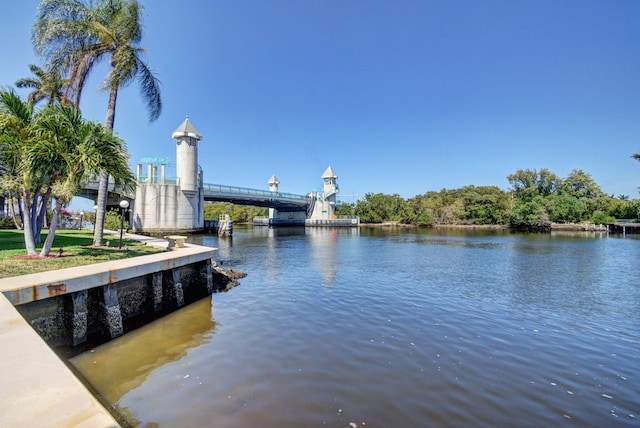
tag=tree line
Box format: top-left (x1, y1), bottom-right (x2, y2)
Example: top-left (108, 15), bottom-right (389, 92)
top-left (337, 168), bottom-right (640, 230)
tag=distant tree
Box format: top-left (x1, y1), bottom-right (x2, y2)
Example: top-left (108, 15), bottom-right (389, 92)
top-left (507, 168), bottom-right (561, 201)
top-left (510, 196), bottom-right (550, 231)
top-left (15, 64), bottom-right (70, 107)
top-left (203, 202), bottom-right (267, 222)
top-left (353, 193), bottom-right (409, 223)
top-left (455, 185), bottom-right (511, 224)
top-left (618, 194), bottom-right (629, 201)
top-left (545, 192), bottom-right (585, 223)
top-left (561, 169), bottom-right (602, 199)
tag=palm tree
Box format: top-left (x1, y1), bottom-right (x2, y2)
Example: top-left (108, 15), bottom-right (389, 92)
top-left (1, 89), bottom-right (135, 255)
top-left (633, 153), bottom-right (640, 162)
top-left (33, 0), bottom-right (162, 246)
top-left (29, 104), bottom-right (135, 256)
top-left (15, 64), bottom-right (70, 107)
top-left (0, 90), bottom-right (41, 254)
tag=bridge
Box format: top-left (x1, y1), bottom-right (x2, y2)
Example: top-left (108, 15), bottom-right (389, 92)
top-left (84, 117), bottom-right (358, 233)
top-left (81, 179), bottom-right (310, 211)
top-left (201, 183), bottom-right (308, 211)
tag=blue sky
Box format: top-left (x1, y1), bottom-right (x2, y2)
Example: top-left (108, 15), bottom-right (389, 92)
top-left (2, 0), bottom-right (640, 210)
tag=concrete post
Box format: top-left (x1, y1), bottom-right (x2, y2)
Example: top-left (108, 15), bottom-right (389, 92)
top-left (100, 285), bottom-right (123, 339)
top-left (200, 261), bottom-right (214, 294)
top-left (151, 272), bottom-right (163, 312)
top-left (64, 290), bottom-right (88, 346)
top-left (162, 268), bottom-right (185, 309)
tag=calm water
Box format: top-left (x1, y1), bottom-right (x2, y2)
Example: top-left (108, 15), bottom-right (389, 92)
top-left (70, 226), bottom-right (640, 427)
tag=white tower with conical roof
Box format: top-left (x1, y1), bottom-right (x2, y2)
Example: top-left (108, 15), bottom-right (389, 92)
top-left (172, 117), bottom-right (202, 194)
top-left (268, 175), bottom-right (280, 220)
top-left (307, 166), bottom-right (340, 220)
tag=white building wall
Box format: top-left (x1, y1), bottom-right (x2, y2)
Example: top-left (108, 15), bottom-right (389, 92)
top-left (133, 182), bottom-right (203, 233)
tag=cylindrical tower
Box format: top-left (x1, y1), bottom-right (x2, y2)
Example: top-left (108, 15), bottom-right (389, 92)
top-left (322, 166), bottom-right (339, 219)
top-left (268, 175), bottom-right (280, 193)
top-left (172, 117), bottom-right (202, 193)
top-left (268, 174), bottom-right (280, 219)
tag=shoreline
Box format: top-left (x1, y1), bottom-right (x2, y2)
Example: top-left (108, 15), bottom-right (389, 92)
top-left (358, 222), bottom-right (608, 232)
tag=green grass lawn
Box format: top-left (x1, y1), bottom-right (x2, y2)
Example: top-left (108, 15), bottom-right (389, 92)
top-left (0, 229), bottom-right (164, 279)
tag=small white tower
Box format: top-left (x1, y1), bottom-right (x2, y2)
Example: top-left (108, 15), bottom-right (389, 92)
top-left (268, 175), bottom-right (280, 219)
top-left (322, 166), bottom-right (339, 218)
top-left (172, 117), bottom-right (202, 193)
top-left (268, 174), bottom-right (280, 193)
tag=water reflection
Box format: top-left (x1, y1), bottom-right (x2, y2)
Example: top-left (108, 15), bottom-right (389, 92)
top-left (70, 297), bottom-right (215, 407)
top-left (307, 228), bottom-right (339, 288)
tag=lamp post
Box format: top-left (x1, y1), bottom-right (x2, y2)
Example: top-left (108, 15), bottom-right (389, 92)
top-left (79, 211), bottom-right (84, 229)
top-left (119, 200), bottom-right (129, 249)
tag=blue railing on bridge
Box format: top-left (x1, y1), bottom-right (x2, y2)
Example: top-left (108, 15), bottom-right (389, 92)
top-left (138, 175), bottom-right (179, 185)
top-left (202, 183), bottom-right (307, 201)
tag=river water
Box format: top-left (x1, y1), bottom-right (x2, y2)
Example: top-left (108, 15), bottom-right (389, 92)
top-left (70, 226), bottom-right (640, 427)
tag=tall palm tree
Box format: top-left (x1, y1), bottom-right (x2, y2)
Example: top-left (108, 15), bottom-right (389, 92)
top-left (15, 64), bottom-right (70, 107)
top-left (33, 0), bottom-right (162, 246)
top-left (633, 153), bottom-right (640, 162)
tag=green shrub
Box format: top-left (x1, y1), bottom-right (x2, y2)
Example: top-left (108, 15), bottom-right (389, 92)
top-left (0, 217), bottom-right (17, 229)
top-left (590, 211), bottom-right (615, 225)
top-left (104, 209), bottom-right (128, 231)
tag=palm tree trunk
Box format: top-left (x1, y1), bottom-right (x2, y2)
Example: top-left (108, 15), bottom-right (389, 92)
top-left (35, 187), bottom-right (52, 243)
top-left (93, 86), bottom-right (119, 247)
top-left (8, 195), bottom-right (22, 230)
top-left (22, 189), bottom-right (37, 255)
top-left (93, 171), bottom-right (109, 246)
top-left (40, 198), bottom-right (64, 257)
top-left (31, 187), bottom-right (41, 245)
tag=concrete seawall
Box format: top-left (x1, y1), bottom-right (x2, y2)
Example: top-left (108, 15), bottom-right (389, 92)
top-left (0, 237), bottom-right (224, 427)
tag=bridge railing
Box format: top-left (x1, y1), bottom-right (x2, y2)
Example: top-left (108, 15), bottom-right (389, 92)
top-left (137, 175), bottom-right (179, 185)
top-left (202, 183), bottom-right (307, 201)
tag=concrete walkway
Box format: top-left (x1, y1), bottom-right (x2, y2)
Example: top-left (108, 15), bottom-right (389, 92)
top-left (0, 293), bottom-right (119, 427)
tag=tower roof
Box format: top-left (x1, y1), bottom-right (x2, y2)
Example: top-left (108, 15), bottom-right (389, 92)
top-left (321, 165), bottom-right (337, 179)
top-left (172, 117), bottom-right (202, 141)
top-left (268, 174), bottom-right (280, 185)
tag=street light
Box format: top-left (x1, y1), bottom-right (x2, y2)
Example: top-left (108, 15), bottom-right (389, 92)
top-left (79, 211), bottom-right (84, 229)
top-left (119, 200), bottom-right (129, 249)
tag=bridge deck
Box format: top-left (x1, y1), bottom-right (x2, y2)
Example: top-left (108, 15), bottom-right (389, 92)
top-left (202, 183), bottom-right (308, 210)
